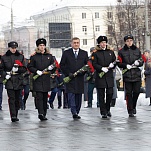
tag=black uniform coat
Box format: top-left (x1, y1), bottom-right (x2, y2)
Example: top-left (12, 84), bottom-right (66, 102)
top-left (27, 48), bottom-right (54, 92)
top-left (118, 44), bottom-right (143, 82)
top-left (0, 55), bottom-right (4, 84)
top-left (92, 45), bottom-right (116, 88)
top-left (60, 48), bottom-right (88, 93)
top-left (1, 50), bottom-right (27, 90)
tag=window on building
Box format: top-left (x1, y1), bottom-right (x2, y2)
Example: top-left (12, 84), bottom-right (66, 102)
top-left (82, 13), bottom-right (86, 19)
top-left (118, 11), bottom-right (125, 18)
top-left (83, 39), bottom-right (87, 45)
top-left (108, 25), bottom-right (113, 34)
top-left (95, 25), bottom-right (100, 31)
top-left (107, 12), bottom-right (113, 19)
top-left (82, 26), bottom-right (87, 32)
top-left (95, 12), bottom-right (99, 18)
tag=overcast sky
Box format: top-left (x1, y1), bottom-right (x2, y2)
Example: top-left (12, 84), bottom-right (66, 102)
top-left (0, 0), bottom-right (117, 27)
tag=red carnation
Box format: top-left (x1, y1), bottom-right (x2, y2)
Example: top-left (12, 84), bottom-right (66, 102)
top-left (54, 60), bottom-right (60, 69)
top-left (118, 56), bottom-right (122, 63)
top-left (15, 60), bottom-right (23, 66)
top-left (141, 54), bottom-right (147, 63)
top-left (87, 61), bottom-right (94, 73)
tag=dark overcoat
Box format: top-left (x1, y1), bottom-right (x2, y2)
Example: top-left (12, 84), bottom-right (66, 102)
top-left (27, 48), bottom-right (54, 92)
top-left (144, 61), bottom-right (151, 98)
top-left (60, 48), bottom-right (88, 93)
top-left (92, 46), bottom-right (116, 88)
top-left (2, 50), bottom-right (27, 90)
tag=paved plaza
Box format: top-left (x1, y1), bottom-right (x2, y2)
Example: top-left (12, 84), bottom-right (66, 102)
top-left (0, 90), bottom-right (151, 151)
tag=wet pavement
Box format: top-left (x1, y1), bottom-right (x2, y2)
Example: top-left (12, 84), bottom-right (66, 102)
top-left (0, 90), bottom-right (151, 151)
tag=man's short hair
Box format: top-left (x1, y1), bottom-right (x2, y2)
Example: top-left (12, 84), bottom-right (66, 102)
top-left (71, 37), bottom-right (80, 41)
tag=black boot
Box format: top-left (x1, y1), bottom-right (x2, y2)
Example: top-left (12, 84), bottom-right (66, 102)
top-left (11, 117), bottom-right (17, 122)
top-left (38, 114), bottom-right (48, 121)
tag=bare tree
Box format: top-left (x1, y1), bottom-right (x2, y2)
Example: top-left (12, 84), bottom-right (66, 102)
top-left (106, 0), bottom-right (146, 51)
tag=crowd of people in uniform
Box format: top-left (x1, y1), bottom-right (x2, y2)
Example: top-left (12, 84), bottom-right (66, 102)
top-left (0, 34), bottom-right (151, 122)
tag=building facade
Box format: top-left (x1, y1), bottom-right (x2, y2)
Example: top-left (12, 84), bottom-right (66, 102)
top-left (31, 6), bottom-right (110, 57)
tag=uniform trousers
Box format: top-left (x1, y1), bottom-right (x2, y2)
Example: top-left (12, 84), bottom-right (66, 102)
top-left (7, 89), bottom-right (20, 117)
top-left (125, 81), bottom-right (141, 114)
top-left (97, 87), bottom-right (113, 115)
top-left (36, 92), bottom-right (48, 116)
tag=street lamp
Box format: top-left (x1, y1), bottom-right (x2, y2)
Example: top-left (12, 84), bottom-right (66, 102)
top-left (0, 0), bottom-right (16, 40)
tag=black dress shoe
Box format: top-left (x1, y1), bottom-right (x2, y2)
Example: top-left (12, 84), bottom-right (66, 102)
top-left (102, 114), bottom-right (107, 118)
top-left (129, 113), bottom-right (135, 117)
top-left (16, 118), bottom-right (19, 121)
top-left (50, 103), bottom-right (54, 109)
top-left (11, 117), bottom-right (17, 122)
top-left (107, 111), bottom-right (112, 117)
top-left (73, 114), bottom-right (81, 119)
top-left (38, 114), bottom-right (48, 121)
top-left (43, 116), bottom-right (48, 120)
top-left (58, 106), bottom-right (61, 109)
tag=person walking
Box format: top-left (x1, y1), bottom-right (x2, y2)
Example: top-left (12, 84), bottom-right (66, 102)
top-left (92, 36), bottom-right (116, 118)
top-left (28, 38), bottom-right (54, 121)
top-left (143, 50), bottom-right (151, 105)
top-left (86, 47), bottom-right (97, 108)
top-left (0, 55), bottom-right (4, 110)
top-left (117, 35), bottom-right (144, 117)
top-left (1, 41), bottom-right (27, 122)
top-left (60, 37), bottom-right (88, 119)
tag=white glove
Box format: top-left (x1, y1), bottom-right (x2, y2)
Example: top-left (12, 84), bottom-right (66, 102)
top-left (36, 70), bottom-right (43, 76)
top-left (108, 63), bottom-right (114, 68)
top-left (48, 65), bottom-right (54, 70)
top-left (102, 67), bottom-right (108, 73)
top-left (6, 75), bottom-right (11, 80)
top-left (134, 60), bottom-right (139, 66)
top-left (12, 67), bottom-right (18, 72)
top-left (127, 64), bottom-right (132, 70)
top-left (6, 72), bottom-right (11, 75)
top-left (119, 77), bottom-right (123, 82)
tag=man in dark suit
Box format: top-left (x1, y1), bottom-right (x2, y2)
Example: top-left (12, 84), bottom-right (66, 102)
top-left (60, 37), bottom-right (88, 119)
